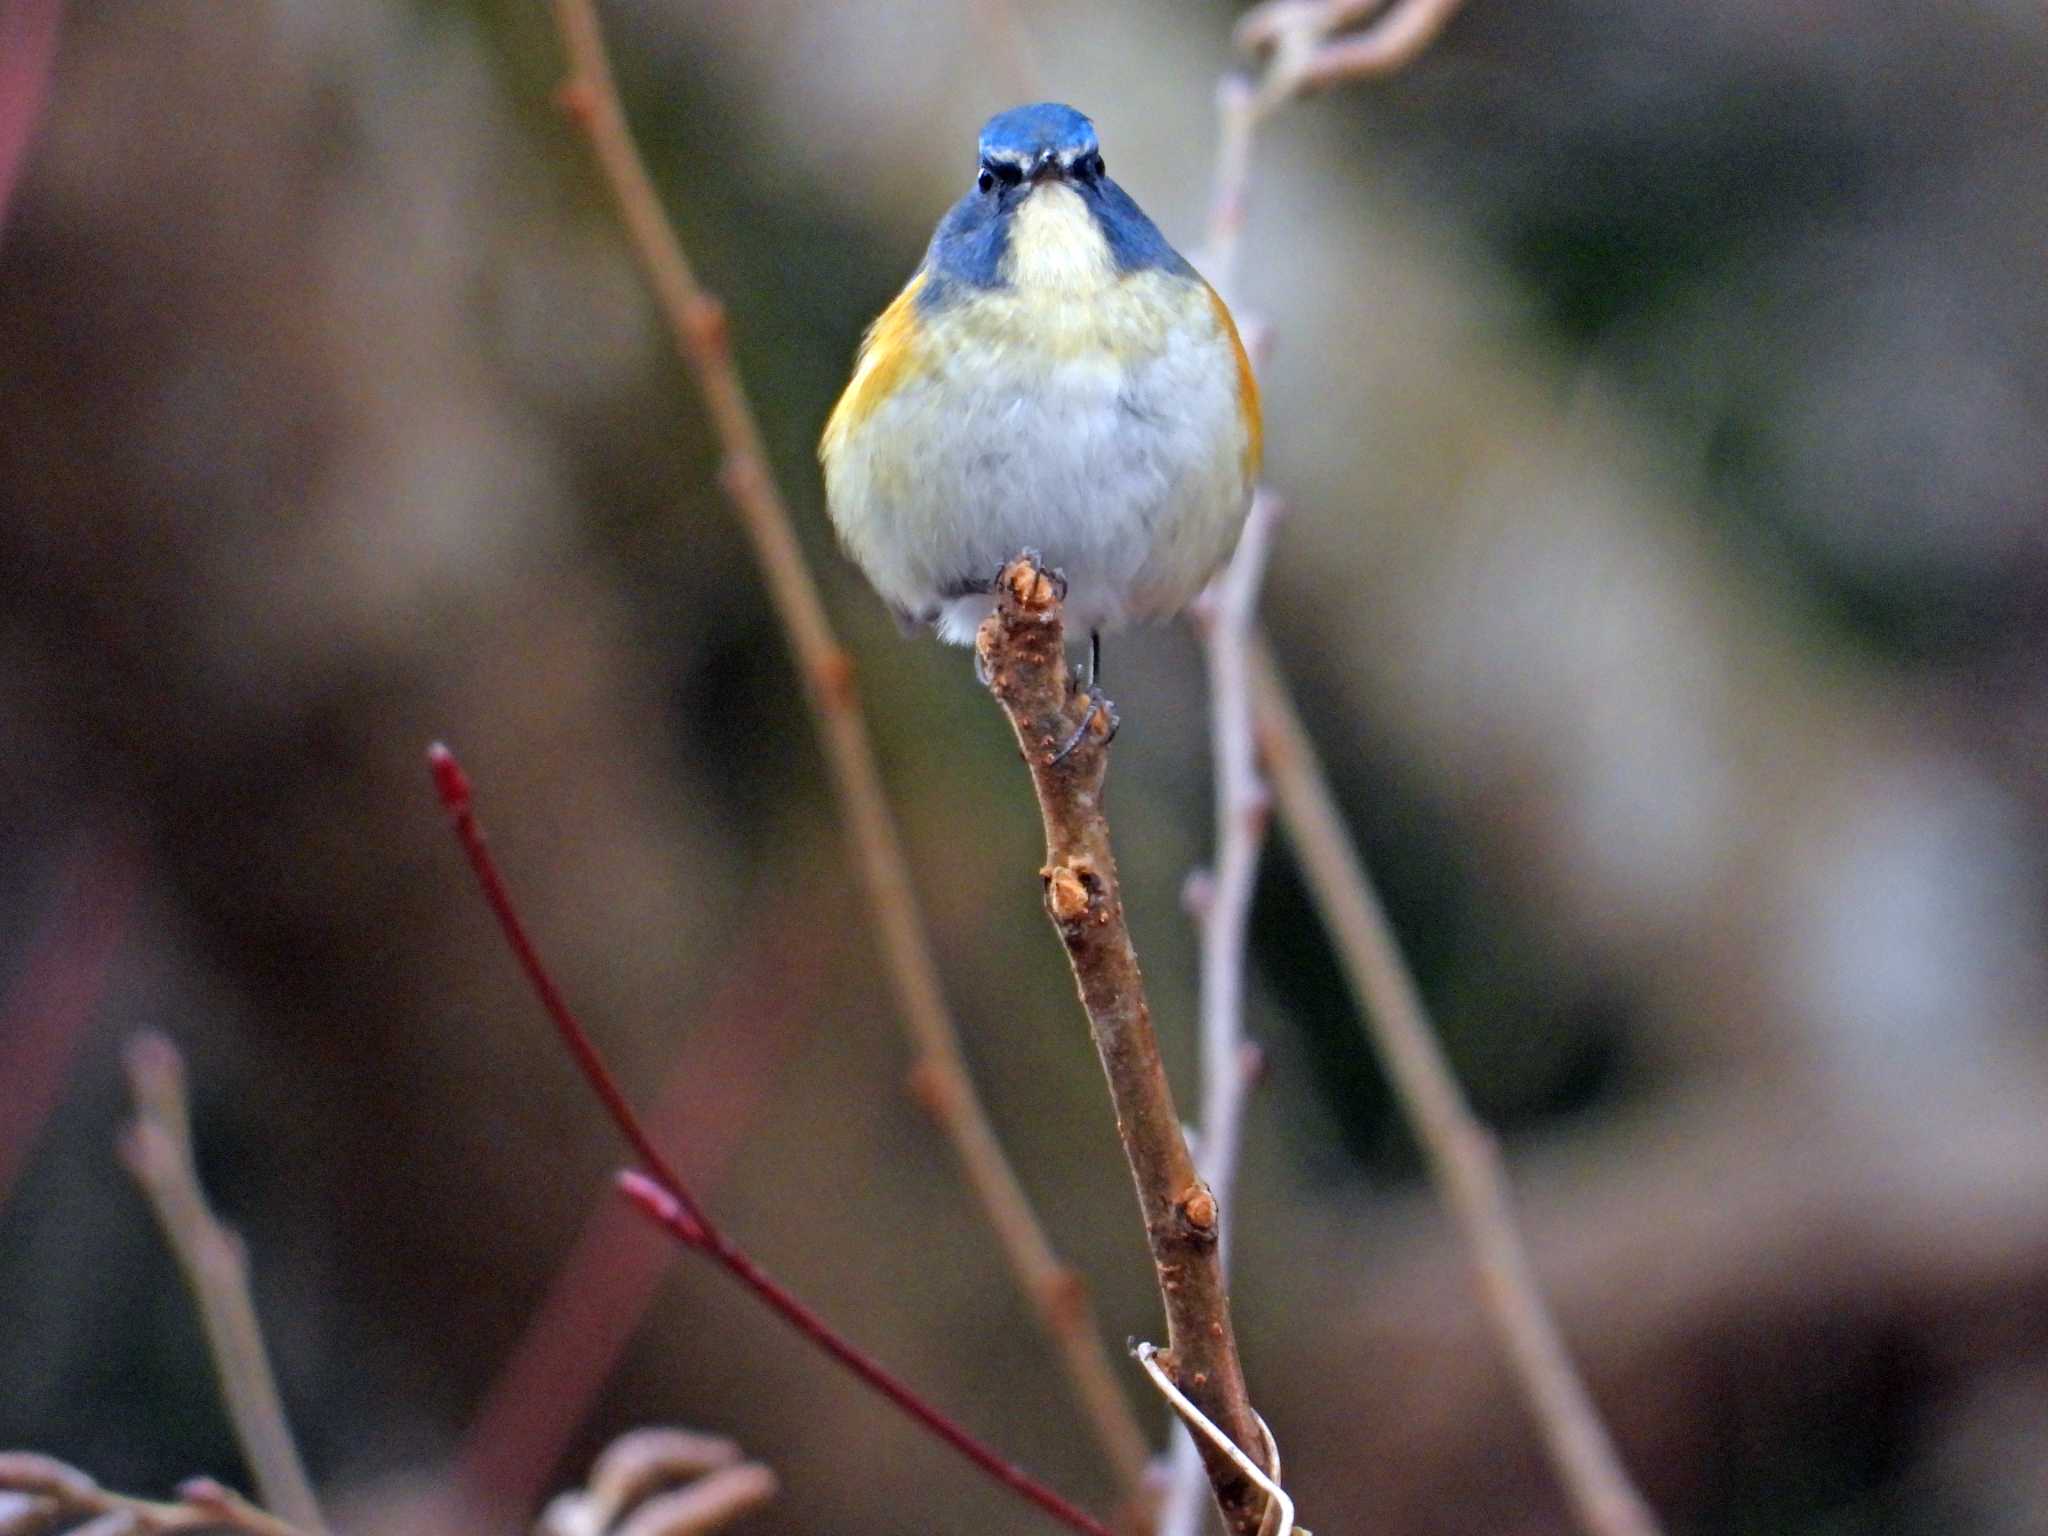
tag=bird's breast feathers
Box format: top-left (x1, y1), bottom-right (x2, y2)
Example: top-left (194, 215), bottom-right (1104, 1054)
top-left (821, 187), bottom-right (1255, 465)
top-left (818, 184), bottom-right (1260, 635)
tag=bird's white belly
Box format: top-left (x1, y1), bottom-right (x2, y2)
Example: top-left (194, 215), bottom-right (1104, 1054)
top-left (827, 275), bottom-right (1252, 643)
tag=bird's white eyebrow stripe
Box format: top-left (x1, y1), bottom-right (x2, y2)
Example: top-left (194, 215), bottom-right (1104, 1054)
top-left (982, 149), bottom-right (1095, 172)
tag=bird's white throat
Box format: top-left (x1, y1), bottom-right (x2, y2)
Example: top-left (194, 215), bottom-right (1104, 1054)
top-left (1001, 183), bottom-right (1115, 293)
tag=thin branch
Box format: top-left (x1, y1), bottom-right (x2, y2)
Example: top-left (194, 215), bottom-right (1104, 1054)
top-left (118, 1036), bottom-right (326, 1536)
top-left (976, 558), bottom-right (1270, 1536)
top-left (540, 0), bottom-right (1149, 1492)
top-left (1162, 492), bottom-right (1280, 1536)
top-left (451, 896), bottom-right (829, 1521)
top-left (0, 1455), bottom-right (305, 1536)
top-left (428, 746), bottom-right (1116, 1536)
top-left (1246, 637), bottom-right (1661, 1536)
top-left (1188, 493), bottom-right (1282, 1275)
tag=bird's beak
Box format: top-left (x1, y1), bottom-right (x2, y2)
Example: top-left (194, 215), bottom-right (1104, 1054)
top-left (1028, 153), bottom-right (1061, 185)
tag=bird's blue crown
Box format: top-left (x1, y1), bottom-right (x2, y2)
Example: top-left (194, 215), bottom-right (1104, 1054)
top-left (977, 103), bottom-right (1099, 169)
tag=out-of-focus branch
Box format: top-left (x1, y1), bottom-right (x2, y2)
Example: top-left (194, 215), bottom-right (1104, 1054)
top-left (429, 746), bottom-right (1116, 1536)
top-left (451, 894), bottom-right (832, 1522)
top-left (0, 837), bottom-right (137, 1203)
top-left (0, 0), bottom-right (61, 237)
top-left (118, 1036), bottom-right (327, 1536)
top-left (977, 557), bottom-right (1270, 1536)
top-left (540, 0), bottom-right (1148, 1492)
top-left (1235, 0), bottom-right (1474, 93)
top-left (536, 1428), bottom-right (777, 1536)
top-left (0, 1455), bottom-right (304, 1536)
top-left (1247, 638), bottom-right (1661, 1536)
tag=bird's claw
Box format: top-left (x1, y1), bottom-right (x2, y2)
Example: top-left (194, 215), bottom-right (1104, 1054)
top-left (1006, 550), bottom-right (1068, 603)
top-left (1049, 685), bottom-right (1118, 765)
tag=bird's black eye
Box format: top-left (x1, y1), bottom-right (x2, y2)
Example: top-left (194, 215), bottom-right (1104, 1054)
top-left (1083, 152), bottom-right (1105, 178)
top-left (980, 159), bottom-right (1023, 191)
top-left (977, 168), bottom-right (995, 193)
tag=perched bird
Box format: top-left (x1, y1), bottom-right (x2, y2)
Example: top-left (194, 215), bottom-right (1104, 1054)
top-left (820, 102), bottom-right (1261, 687)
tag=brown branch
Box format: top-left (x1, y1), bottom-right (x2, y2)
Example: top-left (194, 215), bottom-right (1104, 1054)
top-left (1247, 636), bottom-right (1661, 1536)
top-left (540, 0), bottom-right (1149, 1494)
top-left (117, 1036), bottom-right (327, 1536)
top-left (977, 557), bottom-right (1269, 1536)
top-left (0, 1456), bottom-right (304, 1536)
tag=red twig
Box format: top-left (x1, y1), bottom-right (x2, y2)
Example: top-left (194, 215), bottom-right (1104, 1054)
top-left (452, 901), bottom-right (828, 1519)
top-left (427, 744), bottom-right (1116, 1536)
top-left (0, 0), bottom-right (61, 237)
top-left (0, 835), bottom-right (139, 1202)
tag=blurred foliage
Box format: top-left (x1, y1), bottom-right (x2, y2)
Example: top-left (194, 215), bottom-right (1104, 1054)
top-left (4, 1), bottom-right (2048, 1534)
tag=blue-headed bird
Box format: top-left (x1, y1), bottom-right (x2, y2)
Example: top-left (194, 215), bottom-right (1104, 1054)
top-left (820, 102), bottom-right (1261, 695)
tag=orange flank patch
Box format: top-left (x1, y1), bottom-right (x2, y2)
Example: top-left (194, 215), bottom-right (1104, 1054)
top-left (1206, 281), bottom-right (1262, 483)
top-left (820, 271), bottom-right (929, 462)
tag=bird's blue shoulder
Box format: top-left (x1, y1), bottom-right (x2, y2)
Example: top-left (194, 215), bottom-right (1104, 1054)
top-left (919, 188), bottom-right (1007, 312)
top-left (1087, 176), bottom-right (1197, 280)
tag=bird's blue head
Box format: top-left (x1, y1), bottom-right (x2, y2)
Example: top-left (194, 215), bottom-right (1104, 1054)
top-left (976, 103), bottom-right (1102, 187)
top-left (920, 102), bottom-right (1190, 303)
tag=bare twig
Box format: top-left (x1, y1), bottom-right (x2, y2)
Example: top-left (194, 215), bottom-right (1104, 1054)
top-left (1187, 493), bottom-right (1282, 1276)
top-left (0, 1455), bottom-right (305, 1536)
top-left (0, 0), bottom-right (61, 238)
top-left (428, 746), bottom-right (1116, 1536)
top-left (977, 557), bottom-right (1269, 1536)
top-left (1247, 637), bottom-right (1661, 1536)
top-left (540, 0), bottom-right (1148, 1492)
top-left (118, 1037), bottom-right (326, 1536)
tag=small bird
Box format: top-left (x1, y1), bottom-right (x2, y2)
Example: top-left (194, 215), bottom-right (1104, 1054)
top-left (820, 102), bottom-right (1261, 691)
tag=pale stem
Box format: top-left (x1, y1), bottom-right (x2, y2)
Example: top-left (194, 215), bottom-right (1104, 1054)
top-left (119, 1035), bottom-right (326, 1536)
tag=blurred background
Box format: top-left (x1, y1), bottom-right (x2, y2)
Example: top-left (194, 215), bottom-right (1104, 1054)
top-left (5, 1), bottom-right (2048, 1532)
